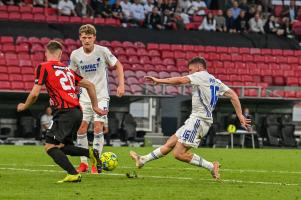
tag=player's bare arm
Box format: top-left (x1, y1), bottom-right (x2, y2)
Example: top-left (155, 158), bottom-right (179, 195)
top-left (223, 89), bottom-right (251, 129)
top-left (144, 76), bottom-right (190, 85)
top-left (17, 84), bottom-right (42, 112)
top-left (115, 61), bottom-right (125, 97)
top-left (78, 79), bottom-right (108, 116)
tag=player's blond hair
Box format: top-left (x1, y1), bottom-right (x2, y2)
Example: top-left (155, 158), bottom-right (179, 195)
top-left (79, 24), bottom-right (96, 36)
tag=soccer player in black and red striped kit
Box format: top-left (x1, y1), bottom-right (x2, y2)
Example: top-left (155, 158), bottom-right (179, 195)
top-left (17, 40), bottom-right (107, 183)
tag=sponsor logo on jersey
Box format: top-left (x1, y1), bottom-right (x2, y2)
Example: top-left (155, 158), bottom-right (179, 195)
top-left (53, 65), bottom-right (66, 70)
top-left (80, 63), bottom-right (100, 72)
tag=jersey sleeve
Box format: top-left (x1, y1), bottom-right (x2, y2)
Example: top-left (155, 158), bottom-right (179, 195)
top-left (68, 52), bottom-right (78, 72)
top-left (217, 81), bottom-right (230, 96)
top-left (74, 72), bottom-right (83, 86)
top-left (103, 47), bottom-right (118, 67)
top-left (186, 72), bottom-right (202, 85)
top-left (34, 64), bottom-right (48, 85)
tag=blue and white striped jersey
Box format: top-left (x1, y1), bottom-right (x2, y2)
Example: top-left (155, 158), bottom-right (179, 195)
top-left (187, 70), bottom-right (230, 123)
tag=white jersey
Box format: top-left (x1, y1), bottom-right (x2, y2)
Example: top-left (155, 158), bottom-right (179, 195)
top-left (187, 71), bottom-right (230, 123)
top-left (69, 44), bottom-right (118, 103)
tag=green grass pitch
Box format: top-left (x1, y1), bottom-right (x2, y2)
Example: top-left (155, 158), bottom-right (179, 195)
top-left (0, 146), bottom-right (300, 200)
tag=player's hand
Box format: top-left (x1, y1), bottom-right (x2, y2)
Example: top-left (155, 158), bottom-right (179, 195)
top-left (144, 76), bottom-right (160, 85)
top-left (238, 114), bottom-right (252, 131)
top-left (93, 107), bottom-right (108, 116)
top-left (116, 84), bottom-right (125, 97)
top-left (17, 103), bottom-right (26, 112)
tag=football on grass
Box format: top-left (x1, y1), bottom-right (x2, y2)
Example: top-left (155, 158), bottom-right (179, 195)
top-left (101, 152), bottom-right (118, 171)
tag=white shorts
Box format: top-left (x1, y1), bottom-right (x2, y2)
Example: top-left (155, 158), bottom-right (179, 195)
top-left (80, 100), bottom-right (109, 123)
top-left (175, 117), bottom-right (211, 148)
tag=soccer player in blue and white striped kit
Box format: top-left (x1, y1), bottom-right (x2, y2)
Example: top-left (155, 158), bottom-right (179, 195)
top-left (130, 57), bottom-right (251, 180)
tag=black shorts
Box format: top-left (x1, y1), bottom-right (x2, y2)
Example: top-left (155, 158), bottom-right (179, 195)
top-left (45, 107), bottom-right (82, 145)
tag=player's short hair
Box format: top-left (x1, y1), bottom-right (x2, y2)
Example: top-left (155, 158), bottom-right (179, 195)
top-left (79, 24), bottom-right (96, 36)
top-left (188, 57), bottom-right (207, 69)
top-left (46, 40), bottom-right (63, 53)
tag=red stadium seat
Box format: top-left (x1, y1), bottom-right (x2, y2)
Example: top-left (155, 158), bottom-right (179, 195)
top-left (58, 16), bottom-right (70, 23)
top-left (286, 77), bottom-right (299, 86)
top-left (132, 63), bottom-right (144, 70)
top-left (283, 70), bottom-right (294, 77)
top-left (205, 46), bottom-right (216, 52)
top-left (241, 75), bottom-right (253, 82)
top-left (137, 48), bottom-right (148, 56)
top-left (133, 41), bottom-right (145, 48)
top-left (0, 74), bottom-right (9, 81)
top-left (170, 44), bottom-right (182, 51)
top-left (130, 84), bottom-right (143, 94)
top-left (162, 51), bottom-right (174, 58)
top-left (159, 44), bottom-right (171, 50)
top-left (271, 49), bottom-right (282, 56)
top-left (46, 15), bottom-right (58, 23)
top-left (125, 48), bottom-right (137, 55)
top-left (174, 51), bottom-right (186, 59)
top-left (105, 18), bottom-right (120, 26)
top-left (23, 74), bottom-right (35, 82)
top-left (216, 46), bottom-right (228, 53)
top-left (21, 13), bottom-right (33, 21)
top-left (122, 41), bottom-right (135, 48)
top-left (262, 75), bottom-right (273, 85)
top-left (0, 12), bottom-right (8, 20)
top-left (0, 5), bottom-right (7, 12)
top-left (163, 58), bottom-right (175, 65)
top-left (24, 82), bottom-right (34, 91)
top-left (127, 77), bottom-right (139, 84)
top-left (220, 53), bottom-right (231, 61)
top-left (147, 71), bottom-right (159, 77)
top-left (239, 48), bottom-right (250, 54)
top-left (128, 56), bottom-right (140, 64)
top-left (147, 43), bottom-right (159, 50)
top-left (159, 71), bottom-right (170, 79)
top-left (21, 67), bottom-right (34, 74)
top-left (70, 16), bottom-right (82, 24)
top-left (8, 66), bottom-right (21, 74)
top-left (166, 86), bottom-right (179, 95)
top-left (0, 81), bottom-right (11, 90)
top-left (250, 48), bottom-right (261, 55)
top-left (244, 89), bottom-right (258, 97)
top-left (149, 50), bottom-right (160, 56)
top-left (94, 18), bottom-right (105, 25)
top-left (264, 56), bottom-right (277, 63)
top-left (8, 12), bottom-right (21, 20)
top-left (4, 44), bottom-right (15, 53)
top-left (243, 55), bottom-right (253, 62)
top-left (287, 56), bottom-right (299, 64)
top-left (186, 51), bottom-right (198, 59)
top-left (0, 36), bottom-right (13, 44)
top-left (32, 7), bottom-right (44, 14)
top-left (261, 49), bottom-right (272, 55)
top-left (285, 91), bottom-right (296, 98)
top-left (237, 68), bottom-right (248, 74)
top-left (139, 56), bottom-right (151, 64)
top-left (124, 70), bottom-right (136, 78)
top-left (136, 70), bottom-right (147, 79)
top-left (274, 76), bottom-right (285, 86)
top-left (20, 6), bottom-right (32, 13)
top-left (231, 54), bottom-right (242, 62)
top-left (144, 64), bottom-right (155, 71)
top-left (40, 37), bottom-right (51, 45)
top-left (16, 45), bottom-right (29, 53)
top-left (82, 17), bottom-right (93, 24)
top-left (7, 5), bottom-right (19, 12)
top-left (9, 74), bottom-right (22, 81)
top-left (283, 50), bottom-right (294, 56)
top-left (151, 57), bottom-right (162, 65)
top-left (111, 41), bottom-right (122, 48)
top-left (228, 47), bottom-right (239, 53)
top-left (31, 44), bottom-right (44, 52)
top-left (182, 45), bottom-right (194, 51)
top-left (6, 59), bottom-right (19, 66)
top-left (0, 66), bottom-right (7, 73)
top-left (11, 82), bottom-right (24, 90)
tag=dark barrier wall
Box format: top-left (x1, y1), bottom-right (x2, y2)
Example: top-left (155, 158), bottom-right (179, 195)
top-left (0, 21), bottom-right (300, 49)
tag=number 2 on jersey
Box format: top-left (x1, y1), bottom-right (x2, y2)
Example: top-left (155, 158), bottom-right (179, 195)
top-left (55, 70), bottom-right (75, 91)
top-left (210, 85), bottom-right (219, 108)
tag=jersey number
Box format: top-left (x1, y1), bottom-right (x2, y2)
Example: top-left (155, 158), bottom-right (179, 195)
top-left (210, 85), bottom-right (219, 108)
top-left (55, 70), bottom-right (75, 91)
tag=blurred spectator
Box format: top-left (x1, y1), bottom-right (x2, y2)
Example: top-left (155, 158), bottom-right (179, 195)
top-left (256, 4), bottom-right (263, 15)
top-left (215, 10), bottom-right (226, 32)
top-left (120, 0), bottom-right (133, 20)
top-left (171, 12), bottom-right (186, 30)
top-left (236, 10), bottom-right (248, 33)
top-left (112, 0), bottom-right (124, 20)
top-left (154, 0), bottom-right (163, 12)
top-left (179, 12), bottom-right (190, 24)
top-left (161, 9), bottom-right (174, 29)
top-left (225, 9), bottom-right (236, 33)
top-left (144, 6), bottom-right (164, 29)
top-left (188, 0), bottom-right (207, 16)
top-left (58, 0), bottom-right (77, 16)
top-left (40, 106), bottom-right (53, 140)
top-left (282, 0), bottom-right (298, 21)
top-left (162, 0), bottom-right (176, 13)
top-left (246, 5), bottom-right (256, 21)
top-left (144, 0), bottom-right (153, 15)
top-left (230, 0), bottom-right (241, 19)
top-left (0, 0), bottom-right (3, 5)
top-left (99, 0), bottom-right (113, 18)
top-left (75, 0), bottom-right (94, 18)
top-left (199, 12), bottom-right (216, 31)
top-left (225, 0), bottom-right (234, 9)
top-left (249, 13), bottom-right (265, 34)
top-left (177, 0), bottom-right (191, 13)
top-left (33, 0), bottom-right (45, 7)
top-left (239, 0), bottom-right (249, 12)
top-left (282, 17), bottom-right (293, 38)
top-left (264, 15), bottom-right (285, 36)
top-left (130, 0), bottom-right (145, 24)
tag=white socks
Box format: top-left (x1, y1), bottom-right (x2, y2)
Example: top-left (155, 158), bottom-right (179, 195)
top-left (77, 133), bottom-right (88, 164)
top-left (189, 154), bottom-right (213, 171)
top-left (140, 147), bottom-right (164, 164)
top-left (93, 132), bottom-right (104, 156)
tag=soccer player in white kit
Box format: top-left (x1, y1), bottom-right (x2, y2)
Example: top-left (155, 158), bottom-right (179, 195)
top-left (69, 24), bottom-right (125, 174)
top-left (130, 57), bottom-right (250, 180)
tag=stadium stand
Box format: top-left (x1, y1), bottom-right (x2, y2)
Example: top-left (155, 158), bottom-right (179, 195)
top-left (0, 35), bottom-right (300, 98)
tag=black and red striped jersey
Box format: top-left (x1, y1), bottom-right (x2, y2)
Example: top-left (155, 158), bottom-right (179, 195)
top-left (35, 60), bottom-right (83, 109)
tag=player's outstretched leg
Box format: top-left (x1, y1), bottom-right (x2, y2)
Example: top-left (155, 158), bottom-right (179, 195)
top-left (45, 144), bottom-right (82, 183)
top-left (173, 142), bottom-right (220, 180)
top-left (130, 134), bottom-right (178, 168)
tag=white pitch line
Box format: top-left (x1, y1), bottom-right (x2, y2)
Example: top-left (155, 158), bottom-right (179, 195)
top-left (0, 167), bottom-right (299, 187)
top-left (0, 163), bottom-right (301, 175)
